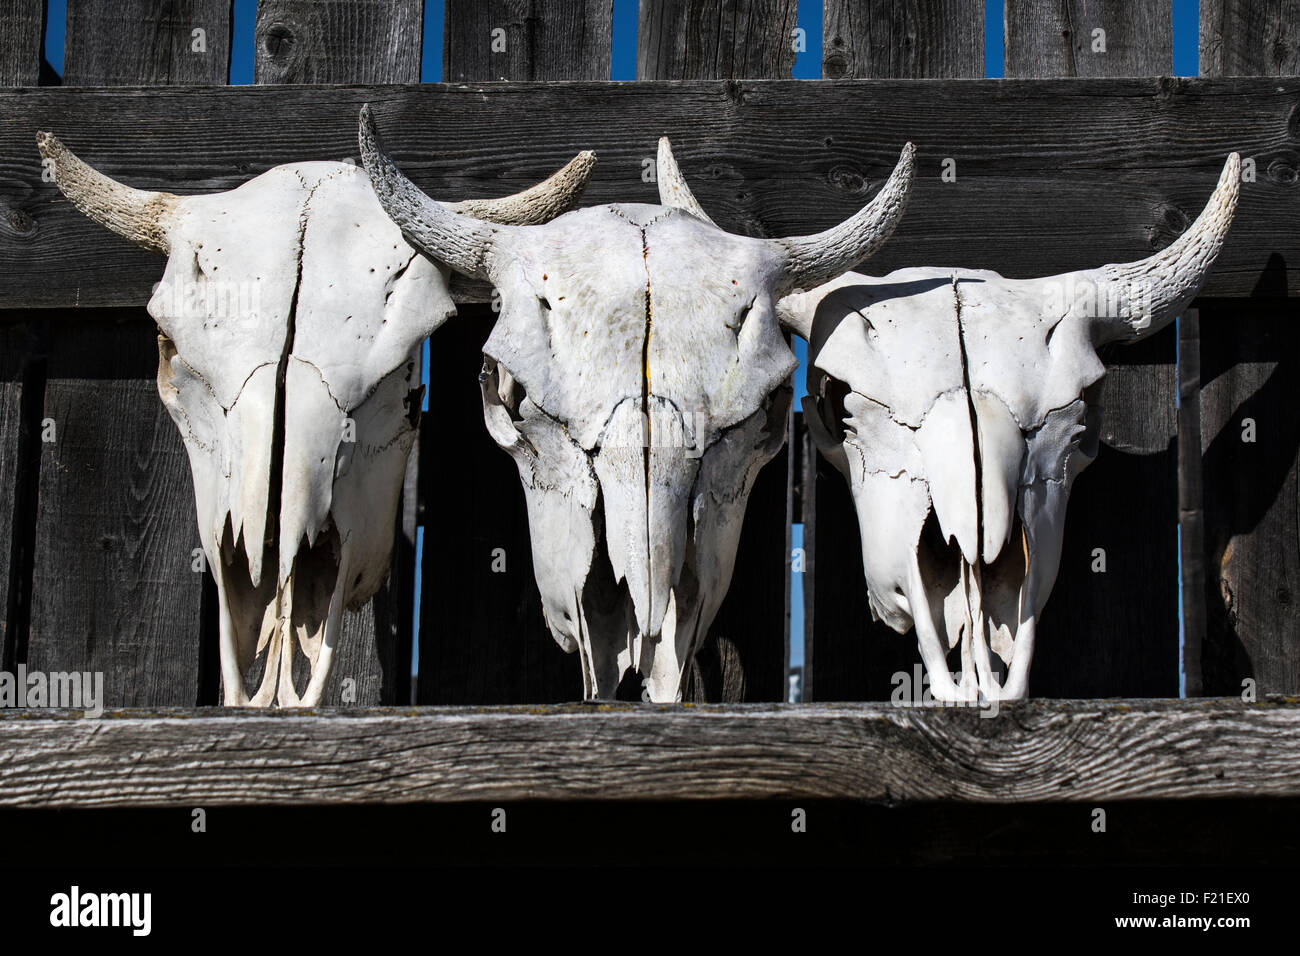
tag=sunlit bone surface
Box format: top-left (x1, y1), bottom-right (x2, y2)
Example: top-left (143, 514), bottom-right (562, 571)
top-left (361, 106), bottom-right (915, 701)
top-left (778, 154), bottom-right (1240, 702)
top-left (38, 130), bottom-right (594, 706)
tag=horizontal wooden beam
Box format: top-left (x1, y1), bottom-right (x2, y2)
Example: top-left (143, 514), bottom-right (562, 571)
top-left (0, 698), bottom-right (1297, 807)
top-left (0, 78), bottom-right (1296, 308)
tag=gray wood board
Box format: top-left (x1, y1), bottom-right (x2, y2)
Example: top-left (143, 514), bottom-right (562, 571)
top-left (637, 0), bottom-right (797, 80)
top-left (254, 0), bottom-right (423, 84)
top-left (444, 0), bottom-right (612, 81)
top-left (1, 79), bottom-right (1289, 309)
top-left (822, 0), bottom-right (983, 78)
top-left (0, 698), bottom-right (1298, 807)
top-left (63, 0), bottom-right (234, 85)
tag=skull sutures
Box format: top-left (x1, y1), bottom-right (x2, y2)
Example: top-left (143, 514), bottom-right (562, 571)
top-left (38, 130), bottom-right (594, 705)
top-left (778, 155), bottom-right (1241, 702)
top-left (361, 106), bottom-right (915, 701)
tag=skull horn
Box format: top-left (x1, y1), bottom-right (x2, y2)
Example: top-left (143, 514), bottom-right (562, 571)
top-left (773, 142), bottom-right (915, 297)
top-left (1080, 152), bottom-right (1241, 343)
top-left (36, 131), bottom-right (180, 254)
top-left (359, 104), bottom-right (595, 279)
top-left (655, 137), bottom-right (716, 226)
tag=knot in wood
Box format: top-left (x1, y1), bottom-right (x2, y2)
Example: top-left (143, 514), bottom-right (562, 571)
top-left (827, 164), bottom-right (869, 197)
top-left (1266, 155), bottom-right (1298, 186)
top-left (7, 209), bottom-right (34, 234)
top-left (822, 53), bottom-right (848, 79)
top-left (262, 22), bottom-right (296, 58)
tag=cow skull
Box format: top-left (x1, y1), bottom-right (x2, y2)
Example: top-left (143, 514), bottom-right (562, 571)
top-left (777, 154), bottom-right (1241, 702)
top-left (361, 106), bottom-right (914, 701)
top-left (38, 130), bottom-right (594, 706)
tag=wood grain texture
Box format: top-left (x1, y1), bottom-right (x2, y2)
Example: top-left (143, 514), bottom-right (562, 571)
top-left (1201, 0), bottom-right (1300, 75)
top-left (443, 0), bottom-right (612, 81)
top-left (1179, 309), bottom-right (1206, 696)
top-left (255, 0), bottom-right (423, 83)
top-left (1004, 0), bottom-right (1171, 77)
top-left (0, 0), bottom-right (44, 86)
top-left (25, 316), bottom-right (203, 706)
top-left (0, 320), bottom-right (36, 669)
top-left (823, 0), bottom-right (983, 78)
top-left (1199, 3), bottom-right (1300, 696)
top-left (2, 80), bottom-right (1290, 307)
top-left (0, 698), bottom-right (1297, 807)
top-left (637, 0), bottom-right (798, 79)
top-left (1000, 0), bottom-right (1179, 697)
top-left (63, 0), bottom-right (232, 85)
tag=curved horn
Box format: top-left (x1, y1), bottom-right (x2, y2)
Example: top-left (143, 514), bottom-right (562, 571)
top-left (450, 148), bottom-right (596, 225)
top-left (359, 104), bottom-right (500, 279)
top-left (36, 131), bottom-right (179, 254)
top-left (772, 142), bottom-right (915, 297)
top-left (656, 137), bottom-right (716, 226)
top-left (1078, 153), bottom-right (1241, 343)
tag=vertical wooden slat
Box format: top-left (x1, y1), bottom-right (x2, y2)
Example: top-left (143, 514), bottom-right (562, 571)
top-left (64, 0), bottom-right (233, 84)
top-left (1004, 0), bottom-right (1179, 698)
top-left (637, 0), bottom-right (798, 80)
top-left (637, 0), bottom-right (798, 702)
top-left (1179, 307), bottom-right (1205, 696)
top-left (1198, 1), bottom-right (1300, 697)
top-left (1004, 0), bottom-right (1171, 77)
top-left (416, 0), bottom-right (612, 704)
top-left (0, 0), bottom-right (44, 86)
top-left (807, 1), bottom-right (985, 702)
top-left (254, 0), bottom-right (423, 83)
top-left (254, 0), bottom-right (424, 704)
top-left (444, 0), bottom-right (612, 81)
top-left (25, 2), bottom-right (233, 707)
top-left (0, 2), bottom-right (45, 668)
top-left (822, 0), bottom-right (983, 78)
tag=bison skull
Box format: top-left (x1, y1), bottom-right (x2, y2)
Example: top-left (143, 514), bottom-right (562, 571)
top-left (361, 106), bottom-right (914, 701)
top-left (38, 130), bottom-right (594, 706)
top-left (778, 154), bottom-right (1240, 702)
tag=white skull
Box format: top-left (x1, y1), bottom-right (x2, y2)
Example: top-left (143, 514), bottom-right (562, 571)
top-left (779, 155), bottom-right (1240, 702)
top-left (38, 129), bottom-right (594, 706)
top-left (361, 110), bottom-right (915, 700)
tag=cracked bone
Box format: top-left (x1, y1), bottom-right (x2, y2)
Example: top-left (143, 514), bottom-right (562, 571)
top-left (779, 154), bottom-right (1241, 702)
top-left (38, 129), bottom-right (595, 706)
top-left (362, 107), bottom-right (914, 701)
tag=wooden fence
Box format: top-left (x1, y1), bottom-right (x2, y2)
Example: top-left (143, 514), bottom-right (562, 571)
top-left (0, 0), bottom-right (1296, 723)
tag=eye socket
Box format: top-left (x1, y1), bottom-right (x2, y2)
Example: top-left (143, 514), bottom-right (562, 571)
top-left (538, 296), bottom-right (552, 312)
top-left (726, 297), bottom-right (758, 333)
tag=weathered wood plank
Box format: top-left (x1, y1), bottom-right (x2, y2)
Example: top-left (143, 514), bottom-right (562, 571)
top-left (63, 0), bottom-right (233, 85)
top-left (1005, 0), bottom-right (1171, 77)
top-left (1198, 2), bottom-right (1300, 697)
top-left (637, 0), bottom-right (798, 79)
top-left (444, 0), bottom-right (612, 81)
top-left (1201, 0), bottom-right (1300, 75)
top-left (1003, 0), bottom-right (1178, 698)
top-left (1179, 308), bottom-right (1206, 696)
top-left (0, 320), bottom-right (37, 670)
top-left (25, 315), bottom-right (203, 705)
top-left (0, 698), bottom-right (1297, 807)
top-left (256, 0), bottom-right (422, 706)
top-left (2, 80), bottom-right (1288, 307)
top-left (0, 0), bottom-right (44, 86)
top-left (254, 0), bottom-right (423, 83)
top-left (822, 0), bottom-right (983, 78)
